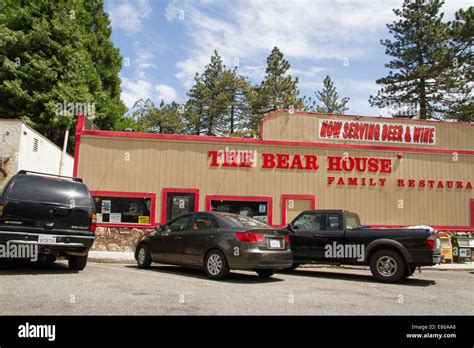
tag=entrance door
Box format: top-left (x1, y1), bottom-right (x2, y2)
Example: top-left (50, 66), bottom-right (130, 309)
top-left (166, 192), bottom-right (196, 222)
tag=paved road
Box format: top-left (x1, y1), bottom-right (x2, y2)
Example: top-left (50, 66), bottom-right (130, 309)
top-left (0, 261), bottom-right (472, 315)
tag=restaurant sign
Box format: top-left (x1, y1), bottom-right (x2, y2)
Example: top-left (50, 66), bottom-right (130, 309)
top-left (319, 119), bottom-right (436, 145)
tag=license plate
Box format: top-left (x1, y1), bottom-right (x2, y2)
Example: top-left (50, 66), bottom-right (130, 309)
top-left (269, 239), bottom-right (281, 248)
top-left (38, 235), bottom-right (57, 244)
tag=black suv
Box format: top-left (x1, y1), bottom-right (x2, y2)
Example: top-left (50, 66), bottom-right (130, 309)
top-left (0, 170), bottom-right (96, 270)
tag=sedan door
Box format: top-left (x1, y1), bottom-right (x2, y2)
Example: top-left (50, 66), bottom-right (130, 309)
top-left (180, 213), bottom-right (219, 266)
top-left (161, 214), bottom-right (194, 263)
top-left (289, 212), bottom-right (325, 262)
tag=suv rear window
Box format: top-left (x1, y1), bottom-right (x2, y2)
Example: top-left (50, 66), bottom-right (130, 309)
top-left (7, 175), bottom-right (92, 207)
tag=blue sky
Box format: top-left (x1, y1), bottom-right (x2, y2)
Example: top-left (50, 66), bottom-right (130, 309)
top-left (104, 0), bottom-right (470, 116)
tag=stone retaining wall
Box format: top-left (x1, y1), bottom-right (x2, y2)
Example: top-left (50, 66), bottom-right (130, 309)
top-left (92, 227), bottom-right (154, 252)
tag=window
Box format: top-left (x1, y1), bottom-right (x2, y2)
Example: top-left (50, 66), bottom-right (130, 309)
top-left (326, 213), bottom-right (342, 230)
top-left (167, 214), bottom-right (193, 232)
top-left (9, 176), bottom-right (91, 207)
top-left (210, 199), bottom-right (269, 223)
top-left (94, 195), bottom-right (152, 225)
top-left (32, 138), bottom-right (39, 152)
top-left (220, 213), bottom-right (270, 228)
top-left (191, 213), bottom-right (218, 230)
top-left (291, 212), bottom-right (323, 231)
top-left (345, 214), bottom-right (360, 230)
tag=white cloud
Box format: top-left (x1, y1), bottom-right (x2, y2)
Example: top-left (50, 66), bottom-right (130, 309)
top-left (132, 41), bottom-right (157, 79)
top-left (155, 84), bottom-right (178, 103)
top-left (165, 0), bottom-right (400, 87)
top-left (121, 78), bottom-right (154, 108)
top-left (107, 0), bottom-right (151, 33)
top-left (121, 78), bottom-right (178, 108)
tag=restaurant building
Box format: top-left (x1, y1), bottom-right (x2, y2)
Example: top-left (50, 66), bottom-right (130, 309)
top-left (74, 110), bottom-right (474, 252)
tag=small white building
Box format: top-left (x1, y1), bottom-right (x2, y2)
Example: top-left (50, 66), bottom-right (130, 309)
top-left (0, 119), bottom-right (73, 188)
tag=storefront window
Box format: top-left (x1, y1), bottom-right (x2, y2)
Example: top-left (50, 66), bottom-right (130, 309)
top-left (93, 196), bottom-right (152, 225)
top-left (209, 199), bottom-right (269, 223)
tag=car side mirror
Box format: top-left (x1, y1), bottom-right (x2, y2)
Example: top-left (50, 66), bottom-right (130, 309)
top-left (286, 223), bottom-right (293, 231)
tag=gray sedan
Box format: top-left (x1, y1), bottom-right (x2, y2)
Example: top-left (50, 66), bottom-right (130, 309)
top-left (135, 212), bottom-right (292, 280)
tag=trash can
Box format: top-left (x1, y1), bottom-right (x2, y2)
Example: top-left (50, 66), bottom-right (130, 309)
top-left (451, 235), bottom-right (474, 263)
top-left (440, 236), bottom-right (453, 263)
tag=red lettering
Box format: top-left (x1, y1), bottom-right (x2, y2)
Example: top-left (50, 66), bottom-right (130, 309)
top-left (446, 181), bottom-right (453, 188)
top-left (290, 155), bottom-right (303, 169)
top-left (437, 181), bottom-right (444, 189)
top-left (467, 181), bottom-right (473, 189)
top-left (408, 180), bottom-right (415, 187)
top-left (379, 159), bottom-right (392, 173)
top-left (337, 177), bottom-right (345, 185)
top-left (276, 154), bottom-right (290, 169)
top-left (367, 158), bottom-right (378, 173)
top-left (327, 176), bottom-right (335, 185)
top-left (304, 155), bottom-right (319, 170)
top-left (262, 153), bottom-right (275, 168)
top-left (419, 180), bottom-right (425, 188)
top-left (456, 181), bottom-right (463, 189)
top-left (379, 178), bottom-right (386, 186)
top-left (428, 180), bottom-right (435, 188)
top-left (348, 177), bottom-right (358, 185)
top-left (397, 179), bottom-right (405, 187)
top-left (208, 150), bottom-right (219, 166)
top-left (327, 156), bottom-right (341, 171)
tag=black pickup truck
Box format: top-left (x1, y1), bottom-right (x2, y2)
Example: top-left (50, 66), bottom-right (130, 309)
top-left (284, 210), bottom-right (442, 283)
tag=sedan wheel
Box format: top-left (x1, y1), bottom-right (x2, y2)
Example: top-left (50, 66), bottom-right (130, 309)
top-left (137, 244), bottom-right (152, 269)
top-left (204, 250), bottom-right (230, 280)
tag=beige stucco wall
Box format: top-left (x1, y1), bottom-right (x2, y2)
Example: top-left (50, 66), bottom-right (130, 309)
top-left (77, 133), bottom-right (474, 228)
top-left (262, 111), bottom-right (474, 151)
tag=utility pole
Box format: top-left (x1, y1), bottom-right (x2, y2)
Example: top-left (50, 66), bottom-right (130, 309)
top-left (59, 129), bottom-right (69, 176)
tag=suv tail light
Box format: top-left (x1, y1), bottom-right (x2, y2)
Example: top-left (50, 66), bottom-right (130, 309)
top-left (284, 235), bottom-right (290, 246)
top-left (426, 235), bottom-right (435, 250)
top-left (91, 213), bottom-right (97, 233)
top-left (235, 231), bottom-right (265, 243)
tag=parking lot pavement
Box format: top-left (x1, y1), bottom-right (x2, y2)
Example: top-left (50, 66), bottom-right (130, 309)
top-left (0, 260), bottom-right (472, 315)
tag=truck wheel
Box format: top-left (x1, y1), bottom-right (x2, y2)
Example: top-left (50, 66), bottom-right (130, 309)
top-left (256, 269), bottom-right (276, 278)
top-left (136, 244), bottom-right (152, 269)
top-left (370, 249), bottom-right (406, 283)
top-left (204, 249), bottom-right (230, 280)
top-left (68, 254), bottom-right (88, 271)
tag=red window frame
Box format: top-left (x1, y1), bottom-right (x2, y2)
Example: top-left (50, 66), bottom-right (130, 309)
top-left (205, 195), bottom-right (273, 226)
top-left (281, 194), bottom-right (316, 227)
top-left (160, 188), bottom-right (200, 224)
top-left (90, 190), bottom-right (156, 228)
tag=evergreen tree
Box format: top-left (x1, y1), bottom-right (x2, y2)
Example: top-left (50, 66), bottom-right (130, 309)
top-left (369, 0), bottom-right (449, 119)
top-left (305, 75), bottom-right (350, 114)
top-left (248, 47), bottom-right (304, 135)
top-left (131, 98), bottom-right (183, 134)
top-left (439, 7), bottom-right (473, 121)
top-left (0, 0), bottom-right (126, 151)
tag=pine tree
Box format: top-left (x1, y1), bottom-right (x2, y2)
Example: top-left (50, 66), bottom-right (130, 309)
top-left (0, 0), bottom-right (126, 151)
top-left (184, 51), bottom-right (253, 136)
top-left (248, 47), bottom-right (304, 135)
top-left (369, 0), bottom-right (449, 119)
top-left (305, 76), bottom-right (350, 114)
top-left (131, 99), bottom-right (183, 134)
top-left (439, 7), bottom-right (473, 121)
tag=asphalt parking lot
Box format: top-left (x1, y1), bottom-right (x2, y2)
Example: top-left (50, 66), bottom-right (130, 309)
top-left (0, 260), bottom-right (472, 315)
